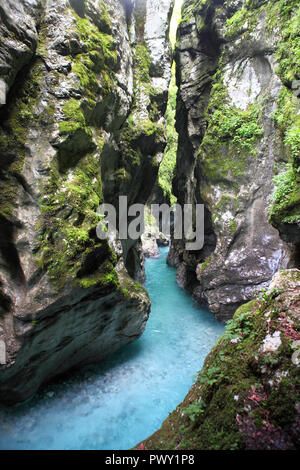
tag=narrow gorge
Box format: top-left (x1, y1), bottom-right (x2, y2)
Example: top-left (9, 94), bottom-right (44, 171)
top-left (0, 0), bottom-right (299, 451)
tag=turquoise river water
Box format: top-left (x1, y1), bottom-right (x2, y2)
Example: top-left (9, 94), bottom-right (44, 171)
top-left (0, 247), bottom-right (224, 450)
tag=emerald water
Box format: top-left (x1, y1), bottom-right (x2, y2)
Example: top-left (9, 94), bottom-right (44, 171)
top-left (0, 247), bottom-right (224, 450)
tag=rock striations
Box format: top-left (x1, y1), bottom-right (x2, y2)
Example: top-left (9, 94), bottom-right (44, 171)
top-left (168, 0), bottom-right (300, 321)
top-left (0, 0), bottom-right (173, 404)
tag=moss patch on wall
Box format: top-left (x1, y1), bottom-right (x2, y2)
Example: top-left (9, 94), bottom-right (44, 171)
top-left (36, 148), bottom-right (110, 289)
top-left (34, 5), bottom-right (122, 287)
top-left (68, 8), bottom-right (118, 124)
top-left (0, 61), bottom-right (44, 220)
top-left (267, 3), bottom-right (300, 227)
top-left (265, 0), bottom-right (300, 85)
top-left (158, 63), bottom-right (178, 205)
top-left (116, 37), bottom-right (167, 199)
top-left (198, 75), bottom-right (263, 185)
top-left (269, 163), bottom-right (300, 225)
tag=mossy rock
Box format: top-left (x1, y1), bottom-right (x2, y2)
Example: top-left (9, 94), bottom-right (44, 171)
top-left (138, 271), bottom-right (300, 450)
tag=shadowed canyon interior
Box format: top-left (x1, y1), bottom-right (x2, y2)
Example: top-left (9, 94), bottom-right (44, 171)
top-left (0, 0), bottom-right (299, 450)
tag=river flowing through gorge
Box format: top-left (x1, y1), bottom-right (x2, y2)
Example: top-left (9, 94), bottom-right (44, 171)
top-left (0, 247), bottom-right (224, 450)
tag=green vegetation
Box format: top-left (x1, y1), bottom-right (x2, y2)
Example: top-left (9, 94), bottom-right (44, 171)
top-left (68, 9), bottom-right (117, 115)
top-left (0, 61), bottom-right (44, 220)
top-left (269, 164), bottom-right (300, 224)
top-left (180, 0), bottom-right (209, 26)
top-left (36, 150), bottom-right (114, 288)
top-left (78, 261), bottom-right (119, 290)
top-left (59, 99), bottom-right (86, 134)
top-left (158, 64), bottom-right (178, 205)
top-left (57, 98), bottom-right (95, 172)
top-left (118, 36), bottom-right (166, 192)
top-left (34, 5), bottom-right (122, 287)
top-left (272, 88), bottom-right (300, 163)
top-left (228, 219), bottom-right (237, 234)
top-left (198, 77), bottom-right (263, 184)
top-left (200, 256), bottom-right (211, 272)
top-left (265, 0), bottom-right (300, 85)
top-left (220, 0), bottom-right (300, 225)
top-left (133, 44), bottom-right (151, 86)
top-left (267, 1), bottom-right (300, 226)
top-left (157, 0), bottom-right (182, 204)
top-left (169, 0), bottom-right (183, 49)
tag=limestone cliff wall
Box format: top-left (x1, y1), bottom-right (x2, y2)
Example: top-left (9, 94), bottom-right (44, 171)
top-left (0, 0), bottom-right (173, 404)
top-left (168, 0), bottom-right (300, 321)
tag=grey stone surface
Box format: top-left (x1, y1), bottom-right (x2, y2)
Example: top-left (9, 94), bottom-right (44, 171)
top-left (0, 0), bottom-right (173, 404)
top-left (169, 0), bottom-right (295, 321)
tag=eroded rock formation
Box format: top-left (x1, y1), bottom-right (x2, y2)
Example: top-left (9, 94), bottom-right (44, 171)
top-left (168, 0), bottom-right (300, 321)
top-left (0, 0), bottom-right (173, 404)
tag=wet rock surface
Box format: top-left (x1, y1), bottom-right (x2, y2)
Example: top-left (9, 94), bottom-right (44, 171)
top-left (168, 0), bottom-right (298, 321)
top-left (0, 0), bottom-right (172, 404)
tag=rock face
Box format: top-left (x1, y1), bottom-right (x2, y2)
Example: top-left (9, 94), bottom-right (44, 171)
top-left (0, 0), bottom-right (173, 404)
top-left (139, 268), bottom-right (300, 450)
top-left (0, 0), bottom-right (43, 106)
top-left (141, 206), bottom-right (170, 258)
top-left (168, 0), bottom-right (300, 321)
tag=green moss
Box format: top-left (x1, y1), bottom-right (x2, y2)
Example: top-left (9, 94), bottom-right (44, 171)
top-left (271, 82), bottom-right (300, 167)
top-left (118, 269), bottom-right (149, 298)
top-left (0, 61), bottom-right (44, 220)
top-left (215, 194), bottom-right (235, 211)
top-left (180, 0), bottom-right (210, 26)
top-left (158, 63), bottom-right (178, 205)
top-left (67, 10), bottom-right (117, 122)
top-left (134, 44), bottom-right (151, 85)
top-left (228, 219), bottom-right (237, 234)
top-left (284, 115), bottom-right (300, 162)
top-left (59, 99), bottom-right (86, 134)
top-left (122, 288), bottom-right (130, 299)
top-left (269, 164), bottom-right (300, 224)
top-left (57, 96), bottom-right (97, 172)
top-left (78, 261), bottom-right (119, 289)
top-left (200, 256), bottom-right (211, 271)
top-left (119, 116), bottom-right (165, 185)
top-left (222, 1), bottom-right (300, 87)
top-left (115, 15), bottom-right (168, 198)
top-left (265, 0), bottom-right (300, 85)
top-left (97, 0), bottom-right (111, 33)
top-left (73, 15), bottom-right (117, 66)
top-left (268, 66), bottom-right (300, 225)
top-left (224, 2), bottom-right (264, 39)
top-left (36, 150), bottom-right (108, 288)
top-left (122, 118), bottom-right (165, 144)
top-left (198, 77), bottom-right (263, 184)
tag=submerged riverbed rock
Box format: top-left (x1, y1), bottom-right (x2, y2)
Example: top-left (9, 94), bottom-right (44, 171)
top-left (139, 268), bottom-right (300, 450)
top-left (0, 0), bottom-right (172, 404)
top-left (168, 0), bottom-right (300, 321)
